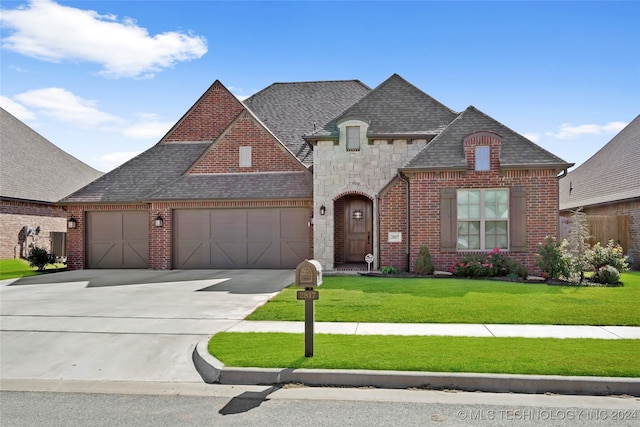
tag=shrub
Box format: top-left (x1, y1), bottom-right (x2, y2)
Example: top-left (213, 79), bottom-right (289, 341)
top-left (588, 240), bottom-right (629, 273)
top-left (414, 245), bottom-right (435, 275)
top-left (381, 266), bottom-right (399, 275)
top-left (449, 249), bottom-right (526, 278)
top-left (593, 265), bottom-right (620, 285)
top-left (27, 246), bottom-right (55, 271)
top-left (536, 236), bottom-right (571, 280)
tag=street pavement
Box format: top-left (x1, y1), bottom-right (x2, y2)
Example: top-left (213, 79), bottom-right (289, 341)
top-left (1, 269), bottom-right (639, 395)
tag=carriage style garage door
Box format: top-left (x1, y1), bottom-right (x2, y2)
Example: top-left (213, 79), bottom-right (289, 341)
top-left (174, 208), bottom-right (309, 269)
top-left (86, 211), bottom-right (149, 268)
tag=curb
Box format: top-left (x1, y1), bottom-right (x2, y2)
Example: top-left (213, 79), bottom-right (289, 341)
top-left (194, 339), bottom-right (640, 396)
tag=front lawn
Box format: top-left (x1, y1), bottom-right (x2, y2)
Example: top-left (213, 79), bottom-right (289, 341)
top-left (247, 272), bottom-right (640, 326)
top-left (0, 258), bottom-right (67, 280)
top-left (209, 333), bottom-right (640, 377)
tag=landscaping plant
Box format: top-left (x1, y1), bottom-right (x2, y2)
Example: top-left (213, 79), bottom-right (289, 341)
top-left (414, 245), bottom-right (434, 275)
top-left (588, 240), bottom-right (629, 284)
top-left (535, 236), bottom-right (571, 280)
top-left (26, 246), bottom-right (56, 271)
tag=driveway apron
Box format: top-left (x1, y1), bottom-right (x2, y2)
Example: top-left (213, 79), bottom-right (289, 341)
top-left (0, 270), bottom-right (293, 383)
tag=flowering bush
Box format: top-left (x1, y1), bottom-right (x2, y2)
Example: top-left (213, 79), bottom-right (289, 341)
top-left (593, 265), bottom-right (620, 285)
top-left (588, 240), bottom-right (629, 273)
top-left (449, 248), bottom-right (527, 278)
top-left (536, 236), bottom-right (571, 280)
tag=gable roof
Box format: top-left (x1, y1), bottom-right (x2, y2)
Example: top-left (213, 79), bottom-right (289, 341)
top-left (403, 106), bottom-right (573, 171)
top-left (243, 80), bottom-right (371, 165)
top-left (0, 107), bottom-right (103, 204)
top-left (306, 74), bottom-right (459, 141)
top-left (62, 80), bottom-right (317, 204)
top-left (559, 114), bottom-right (640, 210)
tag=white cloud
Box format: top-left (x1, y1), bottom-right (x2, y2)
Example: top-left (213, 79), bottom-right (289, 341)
top-left (96, 151), bottom-right (142, 171)
top-left (545, 121), bottom-right (627, 140)
top-left (14, 87), bottom-right (122, 128)
top-left (522, 132), bottom-right (540, 143)
top-left (0, 0), bottom-right (207, 78)
top-left (123, 113), bottom-right (173, 139)
top-left (0, 95), bottom-right (35, 120)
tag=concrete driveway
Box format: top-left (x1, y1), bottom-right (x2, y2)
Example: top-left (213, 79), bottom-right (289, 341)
top-left (0, 269), bottom-right (293, 383)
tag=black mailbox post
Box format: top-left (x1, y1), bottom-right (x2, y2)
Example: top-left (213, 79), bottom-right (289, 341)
top-left (295, 259), bottom-right (322, 357)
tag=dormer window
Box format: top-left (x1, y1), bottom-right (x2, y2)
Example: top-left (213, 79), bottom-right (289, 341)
top-left (346, 126), bottom-right (360, 151)
top-left (475, 146), bottom-right (490, 171)
top-left (338, 118), bottom-right (368, 152)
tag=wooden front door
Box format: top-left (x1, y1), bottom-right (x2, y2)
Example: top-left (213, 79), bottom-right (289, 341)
top-left (344, 197), bottom-right (373, 262)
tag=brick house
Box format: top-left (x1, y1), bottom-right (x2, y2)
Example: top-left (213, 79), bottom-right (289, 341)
top-left (0, 107), bottom-right (103, 260)
top-left (60, 74), bottom-right (572, 273)
top-left (559, 115), bottom-right (640, 269)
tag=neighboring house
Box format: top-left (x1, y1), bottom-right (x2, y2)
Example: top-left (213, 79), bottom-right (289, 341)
top-left (559, 115), bottom-right (640, 270)
top-left (61, 74), bottom-right (572, 274)
top-left (0, 107), bottom-right (103, 260)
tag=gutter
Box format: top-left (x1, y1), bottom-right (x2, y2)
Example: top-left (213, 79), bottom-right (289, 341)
top-left (397, 171), bottom-right (410, 272)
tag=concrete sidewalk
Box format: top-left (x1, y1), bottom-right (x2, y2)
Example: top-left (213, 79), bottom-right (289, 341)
top-left (225, 320), bottom-right (640, 339)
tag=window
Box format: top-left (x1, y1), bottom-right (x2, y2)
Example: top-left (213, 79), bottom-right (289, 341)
top-left (475, 146), bottom-right (490, 171)
top-left (457, 189), bottom-right (508, 250)
top-left (346, 126), bottom-right (360, 151)
top-left (239, 146), bottom-right (251, 167)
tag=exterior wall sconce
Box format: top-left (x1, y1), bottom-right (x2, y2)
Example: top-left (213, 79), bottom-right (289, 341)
top-left (353, 209), bottom-right (363, 221)
top-left (67, 217), bottom-right (77, 229)
top-left (154, 214), bottom-right (164, 228)
top-left (320, 205), bottom-right (326, 216)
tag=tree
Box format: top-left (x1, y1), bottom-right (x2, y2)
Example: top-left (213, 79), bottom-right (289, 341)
top-left (565, 207), bottom-right (591, 283)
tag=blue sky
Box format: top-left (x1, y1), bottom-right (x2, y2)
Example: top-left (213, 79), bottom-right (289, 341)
top-left (1, 0), bottom-right (638, 172)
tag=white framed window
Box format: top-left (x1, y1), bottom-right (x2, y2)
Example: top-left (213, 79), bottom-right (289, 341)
top-left (475, 146), bottom-right (490, 171)
top-left (457, 189), bottom-right (509, 250)
top-left (239, 146), bottom-right (252, 167)
top-left (346, 126), bottom-right (360, 151)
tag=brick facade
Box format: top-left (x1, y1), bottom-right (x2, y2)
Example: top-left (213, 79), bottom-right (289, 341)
top-left (163, 81), bottom-right (244, 143)
top-left (0, 200), bottom-right (66, 259)
top-left (189, 111), bottom-right (304, 174)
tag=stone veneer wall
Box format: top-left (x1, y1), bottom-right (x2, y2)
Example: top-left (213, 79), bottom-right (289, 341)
top-left (313, 138), bottom-right (427, 270)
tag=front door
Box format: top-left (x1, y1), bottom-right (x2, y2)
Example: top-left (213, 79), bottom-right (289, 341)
top-left (344, 197), bottom-right (373, 262)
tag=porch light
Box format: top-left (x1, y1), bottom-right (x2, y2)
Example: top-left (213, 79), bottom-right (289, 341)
top-left (353, 209), bottom-right (363, 221)
top-left (154, 214), bottom-right (164, 228)
top-left (320, 205), bottom-right (326, 216)
top-left (67, 217), bottom-right (77, 229)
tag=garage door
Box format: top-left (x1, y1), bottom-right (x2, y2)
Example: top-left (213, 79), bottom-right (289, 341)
top-left (86, 212), bottom-right (149, 268)
top-left (174, 208), bottom-right (309, 269)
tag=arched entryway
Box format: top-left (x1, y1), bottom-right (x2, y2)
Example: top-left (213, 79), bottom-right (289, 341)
top-left (334, 194), bottom-right (373, 266)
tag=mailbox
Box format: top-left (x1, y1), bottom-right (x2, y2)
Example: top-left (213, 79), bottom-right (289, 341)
top-left (295, 259), bottom-right (323, 288)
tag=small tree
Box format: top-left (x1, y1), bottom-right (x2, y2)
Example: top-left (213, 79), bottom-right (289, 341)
top-left (565, 207), bottom-right (592, 283)
top-left (27, 246), bottom-right (56, 271)
top-left (414, 245), bottom-right (435, 275)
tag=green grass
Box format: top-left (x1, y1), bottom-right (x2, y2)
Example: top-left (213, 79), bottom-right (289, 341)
top-left (0, 258), bottom-right (67, 280)
top-left (247, 272), bottom-right (640, 326)
top-left (209, 333), bottom-right (640, 377)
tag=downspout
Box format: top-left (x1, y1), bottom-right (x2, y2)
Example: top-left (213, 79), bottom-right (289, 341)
top-left (558, 168), bottom-right (568, 179)
top-left (398, 171), bottom-right (410, 272)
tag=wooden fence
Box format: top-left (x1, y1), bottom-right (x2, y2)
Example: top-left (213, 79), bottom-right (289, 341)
top-left (559, 215), bottom-right (630, 252)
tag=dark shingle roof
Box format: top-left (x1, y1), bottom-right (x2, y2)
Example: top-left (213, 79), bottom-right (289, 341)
top-left (307, 74), bottom-right (459, 140)
top-left (145, 172), bottom-right (312, 201)
top-left (0, 107), bottom-right (103, 203)
top-left (560, 114), bottom-right (640, 210)
top-left (404, 106), bottom-right (573, 170)
top-left (243, 80), bottom-right (371, 165)
top-left (60, 143), bottom-right (209, 203)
